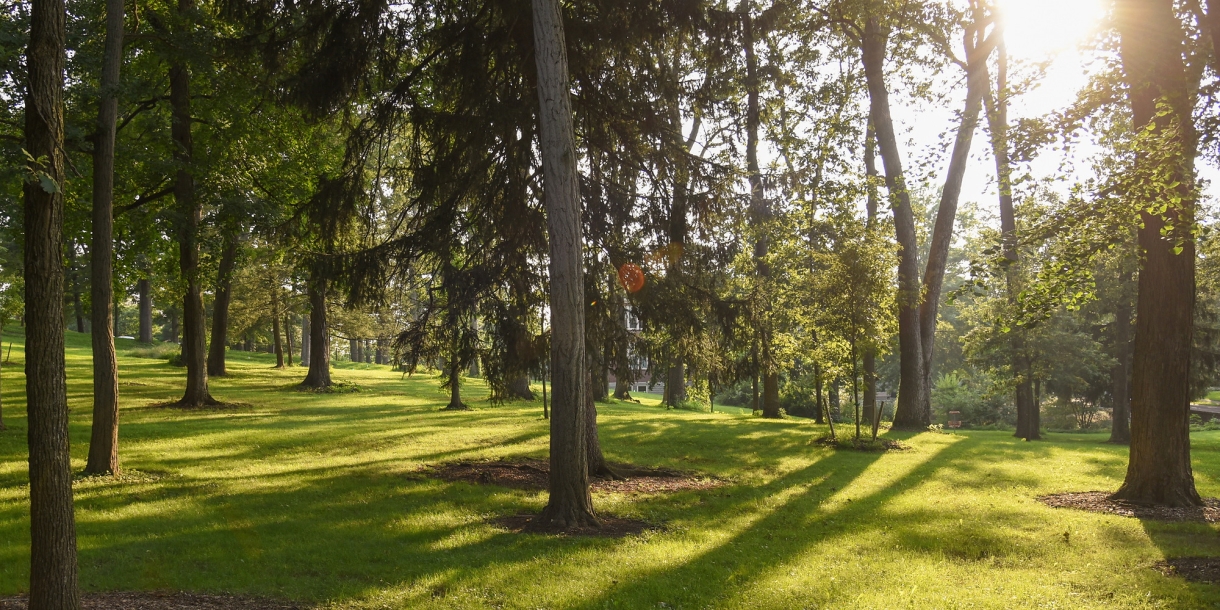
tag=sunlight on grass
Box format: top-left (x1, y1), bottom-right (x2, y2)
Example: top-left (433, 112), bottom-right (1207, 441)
top-left (0, 326), bottom-right (1218, 608)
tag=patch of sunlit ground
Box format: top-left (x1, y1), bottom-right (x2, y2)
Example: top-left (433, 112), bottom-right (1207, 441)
top-left (0, 326), bottom-right (1218, 608)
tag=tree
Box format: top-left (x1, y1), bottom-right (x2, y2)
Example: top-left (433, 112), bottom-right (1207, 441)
top-left (84, 0), bottom-right (125, 475)
top-left (530, 0), bottom-right (596, 529)
top-left (24, 0), bottom-right (81, 600)
top-left (1111, 0), bottom-right (1201, 506)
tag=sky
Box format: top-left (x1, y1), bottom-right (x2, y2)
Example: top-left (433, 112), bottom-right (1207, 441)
top-left (894, 0), bottom-right (1111, 224)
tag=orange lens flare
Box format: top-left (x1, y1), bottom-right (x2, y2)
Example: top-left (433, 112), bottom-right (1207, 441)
top-left (618, 263), bottom-right (645, 293)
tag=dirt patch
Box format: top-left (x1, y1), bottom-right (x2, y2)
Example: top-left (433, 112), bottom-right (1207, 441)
top-left (1155, 557), bottom-right (1220, 583)
top-left (431, 458), bottom-right (722, 494)
top-left (492, 513), bottom-right (658, 537)
top-left (0, 592), bottom-right (304, 609)
top-left (813, 435), bottom-right (910, 452)
top-left (151, 400), bottom-right (252, 411)
top-left (1038, 492), bottom-right (1220, 523)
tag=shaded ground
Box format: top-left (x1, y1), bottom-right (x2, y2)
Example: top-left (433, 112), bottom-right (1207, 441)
top-left (1038, 491), bottom-right (1220, 522)
top-left (0, 593), bottom-right (303, 609)
top-left (492, 513), bottom-right (658, 537)
top-left (430, 458), bottom-right (723, 494)
top-left (1156, 557), bottom-right (1220, 584)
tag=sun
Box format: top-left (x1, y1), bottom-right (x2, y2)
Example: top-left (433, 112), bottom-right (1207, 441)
top-left (995, 0), bottom-right (1105, 60)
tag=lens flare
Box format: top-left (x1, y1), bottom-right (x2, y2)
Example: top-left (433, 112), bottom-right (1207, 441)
top-left (618, 263), bottom-right (645, 293)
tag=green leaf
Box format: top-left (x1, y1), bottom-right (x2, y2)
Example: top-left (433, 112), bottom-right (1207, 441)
top-left (38, 174), bottom-right (59, 194)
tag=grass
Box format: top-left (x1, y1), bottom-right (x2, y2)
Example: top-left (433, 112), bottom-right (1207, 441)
top-left (1, 327), bottom-right (1219, 608)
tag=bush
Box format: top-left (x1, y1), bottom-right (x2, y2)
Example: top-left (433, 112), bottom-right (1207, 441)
top-left (930, 370), bottom-right (1014, 428)
top-left (128, 343), bottom-right (181, 362)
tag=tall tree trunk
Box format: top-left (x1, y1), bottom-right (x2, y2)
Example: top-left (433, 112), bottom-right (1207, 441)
top-left (137, 278), bottom-right (152, 342)
top-left (350, 337), bottom-right (360, 362)
top-left (862, 18), bottom-right (927, 429)
top-left (272, 289), bottom-right (284, 368)
top-left (444, 356), bottom-right (467, 410)
top-left (983, 39), bottom-right (1040, 441)
top-left (24, 0), bottom-right (81, 600)
top-left (917, 16), bottom-right (991, 409)
top-left (742, 5), bottom-right (780, 419)
top-left (206, 233), bottom-right (238, 376)
top-left (284, 314), bottom-right (294, 367)
top-left (85, 0), bottom-right (124, 475)
top-left (531, 0), bottom-right (595, 529)
top-left (300, 312), bottom-right (311, 367)
top-left (68, 244), bottom-right (84, 332)
top-left (1111, 0), bottom-right (1201, 506)
top-left (814, 362), bottom-right (825, 424)
top-left (301, 274), bottom-right (331, 388)
top-left (170, 0), bottom-right (213, 407)
top-left (1110, 271), bottom-right (1134, 444)
top-left (165, 307), bottom-right (179, 343)
top-left (863, 126), bottom-right (880, 421)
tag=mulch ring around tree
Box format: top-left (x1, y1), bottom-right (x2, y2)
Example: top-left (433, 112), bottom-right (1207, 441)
top-left (491, 513), bottom-right (659, 537)
top-left (1155, 557), bottom-right (1220, 584)
top-left (150, 400), bottom-right (253, 411)
top-left (429, 458), bottom-right (723, 494)
top-left (1038, 492), bottom-right (1220, 523)
top-left (812, 435), bottom-right (910, 452)
top-left (0, 592), bottom-right (305, 609)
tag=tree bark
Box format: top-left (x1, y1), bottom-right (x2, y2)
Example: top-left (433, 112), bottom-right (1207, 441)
top-left (530, 0), bottom-right (596, 529)
top-left (301, 275), bottom-right (331, 388)
top-left (170, 0), bottom-right (214, 407)
top-left (1110, 271), bottom-right (1133, 444)
top-left (85, 0), bottom-right (124, 475)
top-left (1111, 0), bottom-right (1201, 507)
top-left (206, 233), bottom-right (238, 376)
top-left (284, 314), bottom-right (294, 367)
top-left (24, 0), bottom-right (82, 599)
top-left (300, 312), bottom-right (311, 367)
top-left (137, 278), bottom-right (152, 342)
top-left (862, 18), bottom-right (928, 429)
top-left (350, 337), bottom-right (360, 363)
top-left (863, 127), bottom-right (878, 424)
top-left (272, 289), bottom-right (284, 368)
top-left (510, 374), bottom-right (535, 400)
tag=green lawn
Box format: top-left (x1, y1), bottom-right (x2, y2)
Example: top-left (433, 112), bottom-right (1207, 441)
top-left (1, 327), bottom-right (1219, 608)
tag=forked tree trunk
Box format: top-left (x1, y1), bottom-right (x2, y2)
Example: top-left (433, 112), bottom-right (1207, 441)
top-left (530, 0), bottom-right (596, 529)
top-left (862, 18), bottom-right (927, 429)
top-left (24, 0), bottom-right (81, 600)
top-left (206, 233), bottom-right (238, 376)
top-left (917, 13), bottom-right (992, 413)
top-left (170, 1), bottom-right (214, 407)
top-left (1109, 272), bottom-right (1133, 444)
top-left (272, 289), bottom-right (284, 368)
top-left (300, 312), bottom-right (311, 367)
top-left (138, 278), bottom-right (152, 342)
top-left (85, 0), bottom-right (124, 475)
top-left (1111, 0), bottom-right (1201, 507)
top-left (301, 276), bottom-right (331, 388)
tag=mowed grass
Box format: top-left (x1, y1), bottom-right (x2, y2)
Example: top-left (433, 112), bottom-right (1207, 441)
top-left (0, 328), bottom-right (1219, 608)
